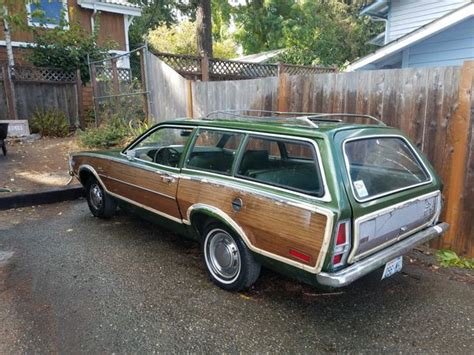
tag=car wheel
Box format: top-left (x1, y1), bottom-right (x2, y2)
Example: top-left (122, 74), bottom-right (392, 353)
top-left (202, 223), bottom-right (261, 291)
top-left (86, 177), bottom-right (117, 218)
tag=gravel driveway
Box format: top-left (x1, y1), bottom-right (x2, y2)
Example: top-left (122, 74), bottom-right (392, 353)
top-left (0, 200), bottom-right (473, 353)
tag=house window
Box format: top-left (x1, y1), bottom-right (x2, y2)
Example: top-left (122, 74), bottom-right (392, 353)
top-left (27, 0), bottom-right (68, 28)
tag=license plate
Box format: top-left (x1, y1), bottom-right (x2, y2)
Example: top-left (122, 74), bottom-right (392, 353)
top-left (382, 256), bottom-right (403, 280)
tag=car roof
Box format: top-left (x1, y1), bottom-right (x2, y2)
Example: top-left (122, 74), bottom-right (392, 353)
top-left (159, 117), bottom-right (394, 139)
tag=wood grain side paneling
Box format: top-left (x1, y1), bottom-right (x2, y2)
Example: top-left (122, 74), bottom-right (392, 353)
top-left (73, 155), bottom-right (181, 219)
top-left (177, 178), bottom-right (328, 268)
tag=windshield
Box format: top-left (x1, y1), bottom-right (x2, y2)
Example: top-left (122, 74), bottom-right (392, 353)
top-left (344, 137), bottom-right (430, 201)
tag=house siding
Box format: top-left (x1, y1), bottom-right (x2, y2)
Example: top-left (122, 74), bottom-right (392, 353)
top-left (387, 0), bottom-right (470, 43)
top-left (405, 18), bottom-right (474, 68)
top-left (0, 0), bottom-right (126, 52)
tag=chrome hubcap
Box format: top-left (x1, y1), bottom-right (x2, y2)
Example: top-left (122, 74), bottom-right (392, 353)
top-left (89, 183), bottom-right (103, 210)
top-left (205, 230), bottom-right (241, 282)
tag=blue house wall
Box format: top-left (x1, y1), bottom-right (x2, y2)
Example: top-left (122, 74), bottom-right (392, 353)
top-left (404, 17), bottom-right (474, 68)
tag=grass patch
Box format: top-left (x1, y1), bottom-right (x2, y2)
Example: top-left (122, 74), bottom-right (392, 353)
top-left (436, 249), bottom-right (474, 269)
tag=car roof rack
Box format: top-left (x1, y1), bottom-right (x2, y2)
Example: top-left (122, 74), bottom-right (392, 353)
top-left (204, 110), bottom-right (385, 128)
top-left (205, 110), bottom-right (320, 128)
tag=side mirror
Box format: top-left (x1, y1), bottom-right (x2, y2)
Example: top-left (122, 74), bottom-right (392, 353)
top-left (126, 149), bottom-right (136, 161)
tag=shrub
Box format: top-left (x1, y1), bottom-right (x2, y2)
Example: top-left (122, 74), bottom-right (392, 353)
top-left (30, 109), bottom-right (70, 137)
top-left (78, 116), bottom-right (148, 149)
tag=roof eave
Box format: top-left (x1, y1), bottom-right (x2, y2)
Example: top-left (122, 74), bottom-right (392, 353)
top-left (360, 0), bottom-right (389, 19)
top-left (77, 0), bottom-right (141, 17)
top-left (348, 3), bottom-right (474, 71)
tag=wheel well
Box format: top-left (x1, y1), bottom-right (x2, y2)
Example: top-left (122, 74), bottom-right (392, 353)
top-left (190, 212), bottom-right (212, 238)
top-left (78, 169), bottom-right (94, 186)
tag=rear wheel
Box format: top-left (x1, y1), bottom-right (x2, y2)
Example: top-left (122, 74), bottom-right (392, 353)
top-left (202, 223), bottom-right (261, 291)
top-left (85, 177), bottom-right (116, 218)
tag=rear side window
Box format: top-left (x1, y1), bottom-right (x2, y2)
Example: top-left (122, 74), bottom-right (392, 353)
top-left (186, 129), bottom-right (244, 174)
top-left (344, 137), bottom-right (430, 200)
top-left (237, 136), bottom-right (324, 197)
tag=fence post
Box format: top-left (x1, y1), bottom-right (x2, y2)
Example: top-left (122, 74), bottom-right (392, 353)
top-left (201, 54), bottom-right (209, 81)
top-left (2, 64), bottom-right (17, 120)
top-left (76, 69), bottom-right (85, 129)
top-left (140, 47), bottom-right (150, 121)
top-left (277, 62), bottom-right (288, 112)
top-left (441, 60), bottom-right (474, 250)
top-left (186, 79), bottom-right (193, 118)
top-left (90, 63), bottom-right (101, 127)
top-left (111, 58), bottom-right (121, 113)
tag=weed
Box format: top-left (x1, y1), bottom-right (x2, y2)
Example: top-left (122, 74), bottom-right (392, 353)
top-left (30, 109), bottom-right (70, 137)
top-left (436, 249), bottom-right (474, 269)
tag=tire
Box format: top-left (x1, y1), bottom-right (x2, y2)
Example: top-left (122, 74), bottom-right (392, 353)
top-left (85, 177), bottom-right (117, 218)
top-left (201, 222), bottom-right (261, 291)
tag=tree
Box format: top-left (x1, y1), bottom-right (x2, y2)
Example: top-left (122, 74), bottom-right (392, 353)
top-left (232, 0), bottom-right (383, 67)
top-left (128, 0), bottom-right (196, 49)
top-left (196, 0), bottom-right (212, 57)
top-left (27, 15), bottom-right (114, 84)
top-left (147, 20), bottom-right (237, 59)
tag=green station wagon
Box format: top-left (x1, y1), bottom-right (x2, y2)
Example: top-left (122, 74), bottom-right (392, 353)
top-left (69, 111), bottom-right (448, 291)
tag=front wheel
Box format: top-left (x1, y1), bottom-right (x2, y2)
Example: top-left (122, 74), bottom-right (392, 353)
top-left (85, 177), bottom-right (117, 218)
top-left (202, 223), bottom-right (261, 291)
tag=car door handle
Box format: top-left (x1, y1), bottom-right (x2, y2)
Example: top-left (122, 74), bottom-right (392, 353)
top-left (160, 173), bottom-right (175, 184)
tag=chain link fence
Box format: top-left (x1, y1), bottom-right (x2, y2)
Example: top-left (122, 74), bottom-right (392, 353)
top-left (88, 46), bottom-right (149, 128)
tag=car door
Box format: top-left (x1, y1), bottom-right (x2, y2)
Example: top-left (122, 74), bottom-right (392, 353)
top-left (178, 130), bottom-right (334, 272)
top-left (102, 125), bottom-right (194, 221)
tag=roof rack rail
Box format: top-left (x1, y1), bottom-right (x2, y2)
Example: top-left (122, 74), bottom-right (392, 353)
top-left (306, 113), bottom-right (385, 126)
top-left (205, 110), bottom-right (320, 128)
top-left (204, 110), bottom-right (385, 127)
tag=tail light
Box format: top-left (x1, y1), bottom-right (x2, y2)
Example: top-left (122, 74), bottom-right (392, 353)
top-left (332, 221), bottom-right (351, 268)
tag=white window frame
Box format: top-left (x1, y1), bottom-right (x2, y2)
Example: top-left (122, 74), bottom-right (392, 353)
top-left (26, 0), bottom-right (69, 29)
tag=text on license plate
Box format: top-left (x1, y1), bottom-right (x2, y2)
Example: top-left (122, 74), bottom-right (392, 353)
top-left (382, 256), bottom-right (403, 280)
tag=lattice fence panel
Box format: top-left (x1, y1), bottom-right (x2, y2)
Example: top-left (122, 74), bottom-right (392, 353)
top-left (152, 51), bottom-right (337, 80)
top-left (209, 59), bottom-right (278, 79)
top-left (283, 64), bottom-right (337, 76)
top-left (154, 52), bottom-right (202, 75)
top-left (95, 67), bottom-right (132, 82)
top-left (11, 66), bottom-right (76, 82)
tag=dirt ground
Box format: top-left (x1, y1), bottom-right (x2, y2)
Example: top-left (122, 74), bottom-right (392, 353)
top-left (0, 136), bottom-right (83, 193)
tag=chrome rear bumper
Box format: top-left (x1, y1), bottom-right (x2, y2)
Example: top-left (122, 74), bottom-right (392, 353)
top-left (316, 222), bottom-right (449, 288)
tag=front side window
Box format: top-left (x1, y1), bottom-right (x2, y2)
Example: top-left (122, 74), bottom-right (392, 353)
top-left (186, 129), bottom-right (244, 174)
top-left (27, 0), bottom-right (68, 28)
top-left (127, 127), bottom-right (193, 168)
top-left (344, 137), bottom-right (430, 200)
top-left (237, 136), bottom-right (324, 197)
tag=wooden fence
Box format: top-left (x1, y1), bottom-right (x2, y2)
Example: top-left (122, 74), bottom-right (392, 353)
top-left (148, 54), bottom-right (474, 257)
top-left (0, 64), bottom-right (80, 126)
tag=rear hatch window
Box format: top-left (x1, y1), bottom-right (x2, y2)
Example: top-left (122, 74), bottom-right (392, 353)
top-left (344, 137), bottom-right (430, 201)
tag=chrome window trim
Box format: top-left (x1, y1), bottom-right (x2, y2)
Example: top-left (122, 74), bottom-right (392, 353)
top-left (183, 126), bottom-right (332, 203)
top-left (184, 128), bottom-right (246, 176)
top-left (348, 190), bottom-right (441, 264)
top-left (236, 133), bottom-right (325, 198)
top-left (342, 134), bottom-right (433, 203)
top-left (77, 165), bottom-right (182, 224)
top-left (120, 124), bottom-right (196, 172)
